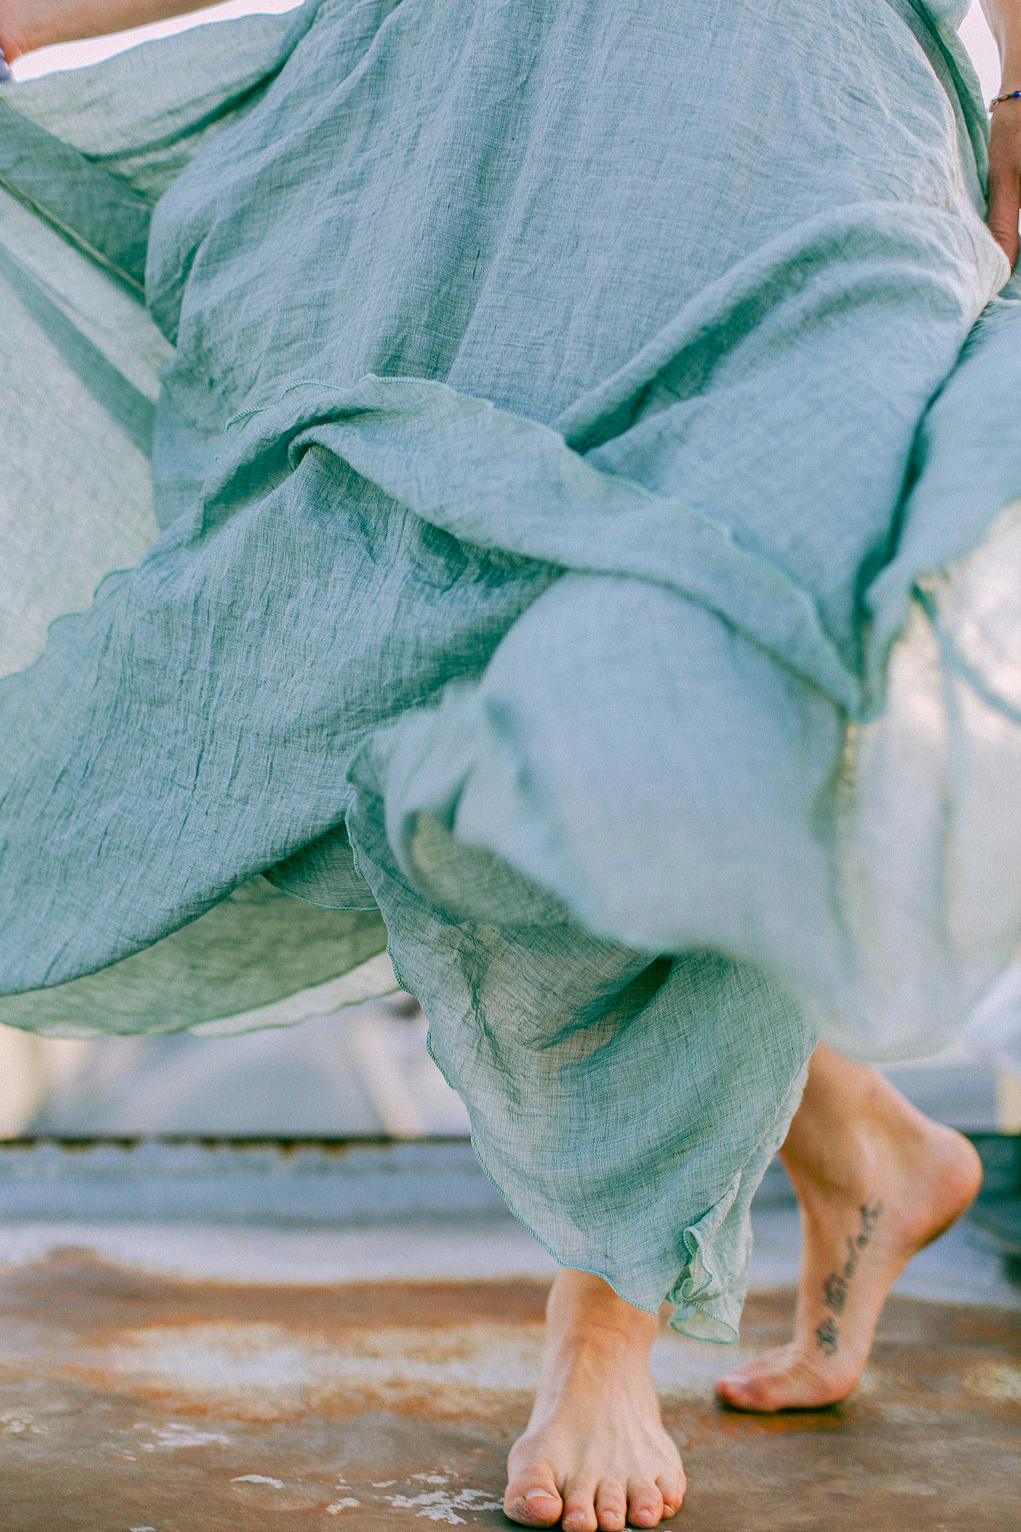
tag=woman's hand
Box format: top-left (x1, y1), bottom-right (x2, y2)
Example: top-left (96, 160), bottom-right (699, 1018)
top-left (987, 98), bottom-right (1021, 267)
top-left (0, 0), bottom-right (224, 63)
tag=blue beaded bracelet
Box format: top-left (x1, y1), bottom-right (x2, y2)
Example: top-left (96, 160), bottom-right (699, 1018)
top-left (990, 88), bottom-right (1021, 110)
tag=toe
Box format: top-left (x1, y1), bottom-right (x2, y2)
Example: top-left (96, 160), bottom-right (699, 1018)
top-left (716, 1371), bottom-right (779, 1411)
top-left (715, 1347), bottom-right (792, 1399)
top-left (715, 1371), bottom-right (755, 1408)
top-left (717, 1347), bottom-right (848, 1412)
top-left (593, 1479), bottom-right (628, 1531)
top-left (503, 1479), bottom-right (563, 1528)
top-left (717, 1363), bottom-right (793, 1410)
top-left (626, 1479), bottom-right (664, 1527)
top-left (561, 1481), bottom-right (600, 1532)
top-left (656, 1470), bottom-right (686, 1520)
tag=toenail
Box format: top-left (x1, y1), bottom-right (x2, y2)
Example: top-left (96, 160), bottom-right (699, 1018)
top-left (524, 1489), bottom-right (558, 1501)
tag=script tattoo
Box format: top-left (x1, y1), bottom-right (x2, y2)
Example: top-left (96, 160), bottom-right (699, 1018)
top-left (815, 1316), bottom-right (839, 1357)
top-left (814, 1199), bottom-right (883, 1358)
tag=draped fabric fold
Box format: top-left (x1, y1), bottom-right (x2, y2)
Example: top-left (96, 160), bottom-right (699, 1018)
top-left (2, 0), bottom-right (1020, 1327)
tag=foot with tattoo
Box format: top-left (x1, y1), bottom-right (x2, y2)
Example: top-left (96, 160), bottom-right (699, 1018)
top-left (715, 1042), bottom-right (983, 1412)
top-left (504, 1269), bottom-right (685, 1530)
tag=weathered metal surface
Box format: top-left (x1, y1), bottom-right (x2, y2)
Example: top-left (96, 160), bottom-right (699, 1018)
top-left (0, 1254), bottom-right (1016, 1531)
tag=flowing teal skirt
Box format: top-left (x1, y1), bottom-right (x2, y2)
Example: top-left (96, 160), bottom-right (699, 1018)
top-left (1, 0), bottom-right (1019, 1333)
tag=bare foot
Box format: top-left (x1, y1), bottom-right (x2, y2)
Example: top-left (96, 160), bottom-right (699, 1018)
top-left (504, 1270), bottom-right (685, 1530)
top-left (716, 1043), bottom-right (983, 1413)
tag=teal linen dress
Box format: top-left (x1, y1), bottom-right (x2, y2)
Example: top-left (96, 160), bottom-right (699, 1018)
top-left (1, 0), bottom-right (1020, 1335)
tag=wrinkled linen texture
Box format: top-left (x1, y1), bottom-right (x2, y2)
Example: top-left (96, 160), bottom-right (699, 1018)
top-left (2, 0), bottom-right (1021, 1334)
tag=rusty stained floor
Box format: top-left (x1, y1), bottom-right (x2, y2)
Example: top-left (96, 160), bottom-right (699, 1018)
top-left (0, 1253), bottom-right (1016, 1532)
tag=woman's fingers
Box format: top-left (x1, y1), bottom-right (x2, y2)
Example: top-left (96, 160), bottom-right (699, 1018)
top-left (987, 103), bottom-right (1021, 268)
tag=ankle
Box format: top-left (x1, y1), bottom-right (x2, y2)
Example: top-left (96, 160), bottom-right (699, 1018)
top-left (552, 1315), bottom-right (655, 1362)
top-left (780, 1062), bottom-right (939, 1190)
top-left (779, 1123), bottom-right (883, 1202)
top-left (547, 1271), bottom-right (658, 1352)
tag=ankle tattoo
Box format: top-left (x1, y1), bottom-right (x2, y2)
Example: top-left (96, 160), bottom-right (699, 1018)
top-left (814, 1199), bottom-right (883, 1357)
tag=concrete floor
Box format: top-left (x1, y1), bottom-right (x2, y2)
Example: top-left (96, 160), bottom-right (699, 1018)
top-left (0, 1252), bottom-right (1017, 1532)
top-left (0, 1155), bottom-right (1018, 1531)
